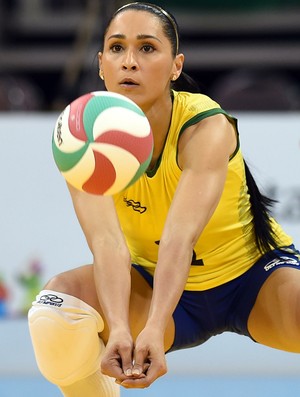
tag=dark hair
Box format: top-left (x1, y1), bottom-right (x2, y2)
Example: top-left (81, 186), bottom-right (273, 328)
top-left (244, 160), bottom-right (279, 254)
top-left (103, 2), bottom-right (200, 92)
top-left (105, 2), bottom-right (179, 57)
top-left (172, 72), bottom-right (201, 93)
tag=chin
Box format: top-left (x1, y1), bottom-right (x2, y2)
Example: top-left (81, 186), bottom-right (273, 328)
top-left (107, 88), bottom-right (146, 111)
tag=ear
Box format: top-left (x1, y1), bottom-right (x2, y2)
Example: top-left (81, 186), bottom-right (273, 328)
top-left (98, 52), bottom-right (103, 67)
top-left (98, 52), bottom-right (103, 78)
top-left (171, 53), bottom-right (184, 81)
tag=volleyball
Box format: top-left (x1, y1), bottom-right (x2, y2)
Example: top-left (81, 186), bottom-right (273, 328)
top-left (52, 91), bottom-right (153, 195)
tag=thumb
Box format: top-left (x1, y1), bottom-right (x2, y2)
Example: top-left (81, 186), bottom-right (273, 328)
top-left (120, 345), bottom-right (134, 376)
top-left (132, 348), bottom-right (149, 377)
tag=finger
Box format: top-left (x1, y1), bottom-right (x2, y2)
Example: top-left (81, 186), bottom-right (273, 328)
top-left (144, 360), bottom-right (167, 384)
top-left (120, 375), bottom-right (149, 389)
top-left (101, 358), bottom-right (123, 379)
top-left (115, 372), bottom-right (146, 387)
top-left (132, 348), bottom-right (149, 377)
top-left (119, 359), bottom-right (167, 389)
top-left (101, 344), bottom-right (133, 378)
top-left (101, 351), bottom-right (124, 378)
top-left (120, 347), bottom-right (134, 377)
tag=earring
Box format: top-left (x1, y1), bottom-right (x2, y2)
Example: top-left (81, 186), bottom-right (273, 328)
top-left (171, 75), bottom-right (177, 81)
top-left (99, 70), bottom-right (104, 80)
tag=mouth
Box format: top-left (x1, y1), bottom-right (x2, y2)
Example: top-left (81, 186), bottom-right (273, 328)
top-left (119, 78), bottom-right (139, 87)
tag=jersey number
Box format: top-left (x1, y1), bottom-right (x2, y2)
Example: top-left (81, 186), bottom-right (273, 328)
top-left (155, 240), bottom-right (204, 266)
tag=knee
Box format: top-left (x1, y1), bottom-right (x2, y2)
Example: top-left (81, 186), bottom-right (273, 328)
top-left (44, 266), bottom-right (94, 301)
top-left (44, 272), bottom-right (78, 297)
top-left (28, 290), bottom-right (104, 386)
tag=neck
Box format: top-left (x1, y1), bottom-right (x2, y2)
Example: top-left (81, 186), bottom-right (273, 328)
top-left (145, 94), bottom-right (172, 134)
top-left (144, 95), bottom-right (173, 168)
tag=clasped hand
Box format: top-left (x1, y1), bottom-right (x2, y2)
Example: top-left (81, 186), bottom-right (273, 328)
top-left (101, 327), bottom-right (167, 388)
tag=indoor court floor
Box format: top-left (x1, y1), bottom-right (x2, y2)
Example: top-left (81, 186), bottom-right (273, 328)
top-left (1, 375), bottom-right (300, 397)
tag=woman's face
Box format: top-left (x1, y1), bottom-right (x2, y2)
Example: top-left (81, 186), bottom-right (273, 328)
top-left (98, 10), bottom-right (183, 111)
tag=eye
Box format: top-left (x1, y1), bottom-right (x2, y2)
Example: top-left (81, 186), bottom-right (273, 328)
top-left (141, 44), bottom-right (155, 53)
top-left (110, 44), bottom-right (123, 53)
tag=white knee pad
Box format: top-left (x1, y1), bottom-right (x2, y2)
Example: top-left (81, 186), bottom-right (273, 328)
top-left (28, 290), bottom-right (104, 387)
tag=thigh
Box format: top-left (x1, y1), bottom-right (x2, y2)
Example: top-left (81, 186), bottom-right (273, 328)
top-left (45, 264), bottom-right (175, 351)
top-left (248, 266), bottom-right (300, 352)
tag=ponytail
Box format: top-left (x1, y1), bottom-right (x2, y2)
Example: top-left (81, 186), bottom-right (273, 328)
top-left (172, 70), bottom-right (277, 254)
top-left (244, 160), bottom-right (279, 253)
top-left (172, 72), bottom-right (200, 93)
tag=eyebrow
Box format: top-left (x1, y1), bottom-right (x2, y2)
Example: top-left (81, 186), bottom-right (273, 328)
top-left (107, 33), bottom-right (162, 44)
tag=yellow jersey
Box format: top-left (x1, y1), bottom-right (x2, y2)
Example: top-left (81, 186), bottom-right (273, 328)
top-left (113, 91), bottom-right (292, 290)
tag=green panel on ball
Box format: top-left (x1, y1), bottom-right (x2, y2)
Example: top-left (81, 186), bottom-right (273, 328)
top-left (124, 150), bottom-right (153, 189)
top-left (52, 139), bottom-right (89, 172)
top-left (83, 95), bottom-right (146, 142)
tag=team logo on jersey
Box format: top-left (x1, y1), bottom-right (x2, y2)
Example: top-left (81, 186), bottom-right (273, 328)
top-left (123, 198), bottom-right (147, 213)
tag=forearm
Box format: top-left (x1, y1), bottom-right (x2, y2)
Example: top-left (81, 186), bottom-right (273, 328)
top-left (93, 240), bottom-right (132, 333)
top-left (146, 238), bottom-right (193, 332)
top-left (68, 184), bottom-right (132, 333)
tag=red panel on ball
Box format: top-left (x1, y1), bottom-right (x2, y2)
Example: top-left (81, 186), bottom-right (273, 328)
top-left (95, 130), bottom-right (153, 163)
top-left (82, 150), bottom-right (116, 195)
top-left (68, 93), bottom-right (93, 141)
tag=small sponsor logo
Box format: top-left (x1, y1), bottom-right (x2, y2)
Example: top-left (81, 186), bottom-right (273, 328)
top-left (37, 294), bottom-right (64, 307)
top-left (123, 197), bottom-right (147, 213)
top-left (264, 256), bottom-right (299, 271)
top-left (56, 112), bottom-right (64, 146)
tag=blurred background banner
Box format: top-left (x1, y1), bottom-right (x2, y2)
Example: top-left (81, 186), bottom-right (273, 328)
top-left (0, 0), bottom-right (299, 112)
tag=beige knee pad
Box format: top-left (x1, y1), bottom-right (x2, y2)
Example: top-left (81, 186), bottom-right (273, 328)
top-left (28, 290), bottom-right (104, 387)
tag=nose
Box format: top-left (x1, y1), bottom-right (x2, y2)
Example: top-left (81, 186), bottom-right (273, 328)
top-left (122, 50), bottom-right (138, 71)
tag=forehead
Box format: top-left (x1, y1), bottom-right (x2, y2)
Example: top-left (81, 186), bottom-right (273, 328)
top-left (106, 9), bottom-right (164, 37)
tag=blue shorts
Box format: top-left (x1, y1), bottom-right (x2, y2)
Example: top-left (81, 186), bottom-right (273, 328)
top-left (132, 245), bottom-right (300, 353)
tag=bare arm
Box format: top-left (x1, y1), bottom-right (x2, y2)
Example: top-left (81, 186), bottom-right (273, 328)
top-left (127, 114), bottom-right (237, 387)
top-left (148, 114), bottom-right (236, 330)
top-left (67, 185), bottom-right (133, 374)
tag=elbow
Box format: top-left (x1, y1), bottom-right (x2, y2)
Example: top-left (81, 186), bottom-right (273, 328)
top-left (160, 230), bottom-right (196, 257)
top-left (90, 236), bottom-right (131, 265)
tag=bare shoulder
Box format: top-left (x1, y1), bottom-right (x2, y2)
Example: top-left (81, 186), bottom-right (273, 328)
top-left (178, 113), bottom-right (237, 170)
top-left (180, 113), bottom-right (236, 147)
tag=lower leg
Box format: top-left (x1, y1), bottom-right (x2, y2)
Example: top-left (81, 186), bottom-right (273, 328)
top-left (28, 289), bottom-right (120, 397)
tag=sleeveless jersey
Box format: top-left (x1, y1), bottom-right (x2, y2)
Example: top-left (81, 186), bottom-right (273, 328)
top-left (113, 91), bottom-right (292, 291)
